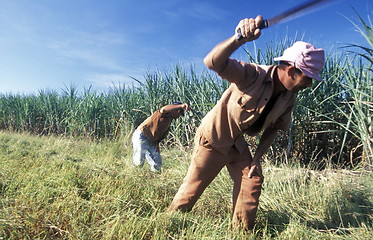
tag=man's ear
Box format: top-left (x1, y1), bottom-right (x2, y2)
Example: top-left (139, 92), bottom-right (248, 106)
top-left (286, 65), bottom-right (296, 78)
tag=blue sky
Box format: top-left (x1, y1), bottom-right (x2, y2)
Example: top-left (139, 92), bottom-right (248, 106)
top-left (0, 0), bottom-right (372, 94)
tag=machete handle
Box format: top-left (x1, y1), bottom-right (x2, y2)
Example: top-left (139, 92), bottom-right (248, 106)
top-left (236, 19), bottom-right (269, 40)
top-left (259, 20), bottom-right (269, 29)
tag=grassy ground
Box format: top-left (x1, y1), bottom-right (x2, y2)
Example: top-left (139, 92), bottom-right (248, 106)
top-left (0, 131), bottom-right (372, 239)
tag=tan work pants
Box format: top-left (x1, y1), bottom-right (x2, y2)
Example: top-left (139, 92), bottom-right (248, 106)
top-left (168, 135), bottom-right (263, 230)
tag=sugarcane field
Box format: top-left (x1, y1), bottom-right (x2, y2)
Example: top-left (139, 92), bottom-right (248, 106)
top-left (0, 1), bottom-right (372, 239)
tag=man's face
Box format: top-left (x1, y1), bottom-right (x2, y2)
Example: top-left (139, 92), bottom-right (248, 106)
top-left (287, 68), bottom-right (313, 93)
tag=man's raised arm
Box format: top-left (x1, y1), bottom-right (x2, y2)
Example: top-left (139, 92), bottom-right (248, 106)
top-left (203, 16), bottom-right (263, 72)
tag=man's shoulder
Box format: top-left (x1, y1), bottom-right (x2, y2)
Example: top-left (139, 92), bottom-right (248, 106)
top-left (235, 63), bottom-right (276, 89)
top-left (252, 63), bottom-right (276, 75)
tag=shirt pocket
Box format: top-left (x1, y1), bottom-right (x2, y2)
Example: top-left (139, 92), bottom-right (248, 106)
top-left (238, 94), bottom-right (256, 109)
top-left (236, 94), bottom-right (259, 130)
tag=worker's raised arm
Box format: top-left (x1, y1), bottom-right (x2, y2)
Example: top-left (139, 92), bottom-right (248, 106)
top-left (203, 16), bottom-right (263, 73)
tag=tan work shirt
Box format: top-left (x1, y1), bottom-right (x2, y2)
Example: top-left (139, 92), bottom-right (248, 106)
top-left (138, 110), bottom-right (174, 143)
top-left (200, 59), bottom-right (297, 155)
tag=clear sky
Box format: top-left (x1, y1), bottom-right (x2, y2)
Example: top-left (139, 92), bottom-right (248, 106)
top-left (0, 0), bottom-right (372, 94)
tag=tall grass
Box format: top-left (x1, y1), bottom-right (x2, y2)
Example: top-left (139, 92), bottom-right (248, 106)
top-left (307, 11), bottom-right (373, 168)
top-left (0, 66), bottom-right (224, 144)
top-left (338, 12), bottom-right (372, 167)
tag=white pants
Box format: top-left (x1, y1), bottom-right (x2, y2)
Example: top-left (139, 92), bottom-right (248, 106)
top-left (132, 128), bottom-right (162, 172)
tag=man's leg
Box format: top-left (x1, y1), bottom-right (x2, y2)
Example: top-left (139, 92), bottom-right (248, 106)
top-left (132, 128), bottom-right (148, 168)
top-left (226, 148), bottom-right (263, 230)
top-left (168, 141), bottom-right (227, 212)
top-left (146, 144), bottom-right (162, 172)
